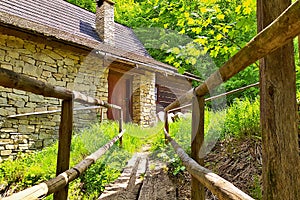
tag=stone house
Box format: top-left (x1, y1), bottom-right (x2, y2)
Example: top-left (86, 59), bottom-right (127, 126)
top-left (0, 0), bottom-right (199, 160)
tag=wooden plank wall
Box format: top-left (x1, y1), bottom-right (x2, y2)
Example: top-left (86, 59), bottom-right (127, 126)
top-left (156, 73), bottom-right (192, 113)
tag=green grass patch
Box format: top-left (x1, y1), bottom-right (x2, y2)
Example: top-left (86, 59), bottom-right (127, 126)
top-left (0, 120), bottom-right (157, 199)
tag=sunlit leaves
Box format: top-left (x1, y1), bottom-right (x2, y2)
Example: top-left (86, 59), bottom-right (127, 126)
top-left (113, 0), bottom-right (257, 87)
top-left (216, 14), bottom-right (225, 20)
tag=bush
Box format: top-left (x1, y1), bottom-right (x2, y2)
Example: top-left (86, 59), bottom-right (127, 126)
top-left (223, 97), bottom-right (260, 138)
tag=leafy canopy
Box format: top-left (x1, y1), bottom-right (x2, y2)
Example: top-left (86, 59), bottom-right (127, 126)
top-left (66, 0), bottom-right (260, 100)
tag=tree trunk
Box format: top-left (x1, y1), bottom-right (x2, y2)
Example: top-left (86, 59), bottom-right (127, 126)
top-left (257, 0), bottom-right (300, 199)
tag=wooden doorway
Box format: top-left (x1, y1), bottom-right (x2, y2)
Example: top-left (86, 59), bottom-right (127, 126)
top-left (108, 70), bottom-right (132, 122)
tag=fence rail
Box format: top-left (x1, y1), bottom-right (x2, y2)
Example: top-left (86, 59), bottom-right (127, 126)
top-left (164, 130), bottom-right (254, 200)
top-left (0, 67), bottom-right (124, 200)
top-left (167, 82), bottom-right (260, 113)
top-left (164, 1), bottom-right (300, 199)
top-left (2, 130), bottom-right (125, 200)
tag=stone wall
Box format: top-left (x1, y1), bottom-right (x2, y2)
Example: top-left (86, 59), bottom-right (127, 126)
top-left (132, 71), bottom-right (156, 127)
top-left (0, 27), bottom-right (108, 161)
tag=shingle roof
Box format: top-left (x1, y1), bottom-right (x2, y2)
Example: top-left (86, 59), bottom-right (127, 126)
top-left (0, 0), bottom-right (149, 57)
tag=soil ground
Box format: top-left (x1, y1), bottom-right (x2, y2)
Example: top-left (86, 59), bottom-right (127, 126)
top-left (168, 136), bottom-right (262, 199)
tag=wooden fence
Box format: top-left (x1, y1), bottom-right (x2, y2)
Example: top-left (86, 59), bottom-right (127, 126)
top-left (164, 1), bottom-right (300, 200)
top-left (1, 0), bottom-right (300, 200)
top-left (0, 67), bottom-right (124, 200)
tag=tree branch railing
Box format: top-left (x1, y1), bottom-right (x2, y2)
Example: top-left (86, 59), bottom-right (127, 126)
top-left (164, 1), bottom-right (300, 200)
top-left (2, 130), bottom-right (126, 200)
top-left (167, 82), bottom-right (260, 113)
top-left (0, 67), bottom-right (124, 200)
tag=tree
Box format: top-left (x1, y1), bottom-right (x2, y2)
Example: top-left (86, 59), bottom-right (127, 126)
top-left (67, 0), bottom-right (260, 101)
top-left (66, 0), bottom-right (96, 12)
top-left (258, 0), bottom-right (300, 199)
top-left (115, 0), bottom-right (259, 101)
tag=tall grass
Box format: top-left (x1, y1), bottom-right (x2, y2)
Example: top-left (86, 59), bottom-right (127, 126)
top-left (0, 121), bottom-right (154, 199)
top-left (223, 97), bottom-right (260, 138)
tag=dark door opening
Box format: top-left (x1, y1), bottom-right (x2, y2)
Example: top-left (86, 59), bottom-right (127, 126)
top-left (108, 70), bottom-right (132, 123)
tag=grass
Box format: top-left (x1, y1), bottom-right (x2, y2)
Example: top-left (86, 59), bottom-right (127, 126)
top-left (0, 98), bottom-right (262, 199)
top-left (150, 97), bottom-right (261, 196)
top-left (0, 120), bottom-right (159, 199)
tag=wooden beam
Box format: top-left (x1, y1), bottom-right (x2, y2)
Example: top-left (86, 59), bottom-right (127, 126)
top-left (205, 82), bottom-right (259, 102)
top-left (0, 68), bottom-right (122, 109)
top-left (164, 111), bottom-right (169, 144)
top-left (167, 82), bottom-right (260, 113)
top-left (191, 95), bottom-right (205, 200)
top-left (119, 109), bottom-right (123, 147)
top-left (164, 130), bottom-right (254, 200)
top-left (54, 100), bottom-right (73, 200)
top-left (165, 0), bottom-right (300, 112)
top-left (2, 130), bottom-right (126, 200)
top-left (257, 0), bottom-right (300, 199)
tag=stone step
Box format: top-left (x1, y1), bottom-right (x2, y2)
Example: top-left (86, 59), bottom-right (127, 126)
top-left (98, 152), bottom-right (148, 200)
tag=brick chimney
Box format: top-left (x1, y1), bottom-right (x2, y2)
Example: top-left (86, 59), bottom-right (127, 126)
top-left (95, 0), bottom-right (115, 46)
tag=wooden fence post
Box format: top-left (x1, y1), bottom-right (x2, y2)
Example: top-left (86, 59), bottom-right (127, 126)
top-left (191, 94), bottom-right (205, 200)
top-left (54, 100), bottom-right (73, 200)
top-left (99, 108), bottom-right (103, 123)
top-left (164, 111), bottom-right (169, 144)
top-left (119, 109), bottom-right (123, 147)
top-left (257, 0), bottom-right (300, 199)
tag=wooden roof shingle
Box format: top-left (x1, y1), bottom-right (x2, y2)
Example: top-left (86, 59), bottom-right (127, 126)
top-left (0, 0), bottom-right (149, 57)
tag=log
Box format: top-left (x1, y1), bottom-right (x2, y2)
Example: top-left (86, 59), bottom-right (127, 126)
top-left (167, 82), bottom-right (259, 113)
top-left (191, 95), bottom-right (205, 200)
top-left (164, 130), bottom-right (254, 200)
top-left (168, 103), bottom-right (192, 113)
top-left (205, 82), bottom-right (259, 102)
top-left (165, 0), bottom-right (300, 112)
top-left (2, 130), bottom-right (126, 200)
top-left (257, 0), bottom-right (300, 199)
top-left (0, 68), bottom-right (121, 109)
top-left (54, 100), bottom-right (73, 200)
top-left (0, 67), bottom-right (73, 100)
top-left (164, 111), bottom-right (169, 144)
top-left (119, 109), bottom-right (123, 147)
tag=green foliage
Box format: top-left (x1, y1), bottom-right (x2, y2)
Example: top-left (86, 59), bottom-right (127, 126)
top-left (150, 114), bottom-right (192, 175)
top-left (223, 98), bottom-right (260, 138)
top-left (114, 0), bottom-right (258, 94)
top-left (250, 175), bottom-right (262, 200)
top-left (150, 98), bottom-right (260, 176)
top-left (66, 0), bottom-right (96, 12)
top-left (0, 145), bottom-right (57, 195)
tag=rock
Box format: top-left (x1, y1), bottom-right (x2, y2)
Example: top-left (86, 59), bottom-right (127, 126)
top-left (0, 150), bottom-right (12, 156)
